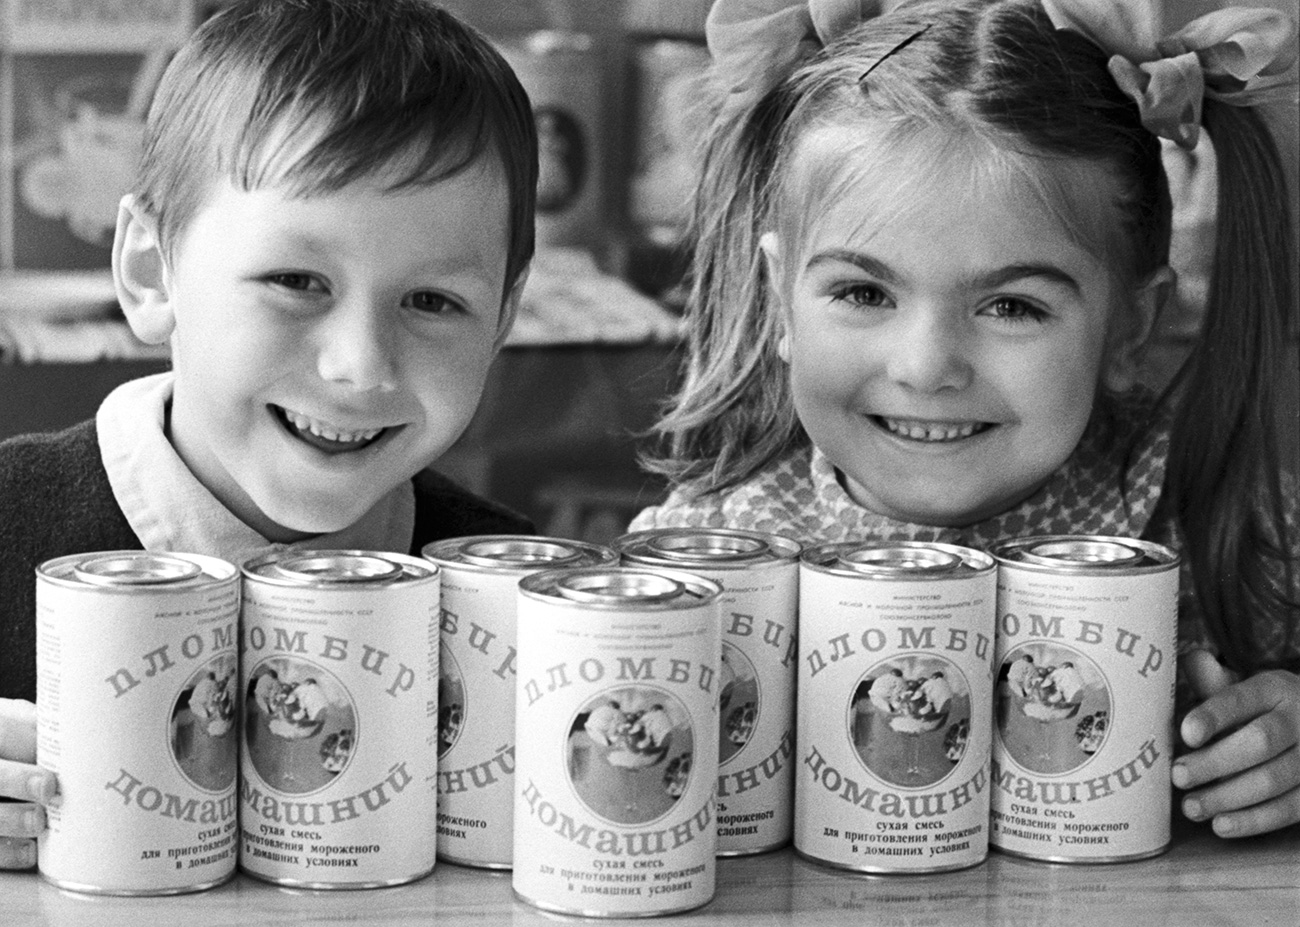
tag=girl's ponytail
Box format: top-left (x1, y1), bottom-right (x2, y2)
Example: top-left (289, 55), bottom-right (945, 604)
top-left (1165, 99), bottom-right (1299, 674)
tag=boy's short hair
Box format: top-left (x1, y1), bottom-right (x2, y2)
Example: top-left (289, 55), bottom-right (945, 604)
top-left (138, 0), bottom-right (537, 291)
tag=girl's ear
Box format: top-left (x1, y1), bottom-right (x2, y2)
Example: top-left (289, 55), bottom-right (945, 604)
top-left (112, 194), bottom-right (175, 345)
top-left (759, 231), bottom-right (791, 364)
top-left (1103, 265), bottom-right (1176, 393)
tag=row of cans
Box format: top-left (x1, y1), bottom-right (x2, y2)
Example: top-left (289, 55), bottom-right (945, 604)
top-left (33, 529), bottom-right (1178, 917)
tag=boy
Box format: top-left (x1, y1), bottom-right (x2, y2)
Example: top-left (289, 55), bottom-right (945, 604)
top-left (0, 0), bottom-right (537, 869)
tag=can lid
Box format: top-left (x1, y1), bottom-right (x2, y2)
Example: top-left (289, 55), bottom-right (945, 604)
top-left (459, 537), bottom-right (590, 568)
top-left (644, 530), bottom-right (770, 563)
top-left (1019, 539), bottom-right (1144, 568)
top-left (554, 569), bottom-right (686, 605)
top-left (553, 566), bottom-right (686, 603)
top-left (266, 553), bottom-right (404, 584)
top-left (73, 553), bottom-right (203, 586)
top-left (836, 545), bottom-right (964, 575)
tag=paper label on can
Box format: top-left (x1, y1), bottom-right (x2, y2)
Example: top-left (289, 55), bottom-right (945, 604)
top-left (37, 571), bottom-right (240, 892)
top-left (238, 574), bottom-right (439, 885)
top-left (434, 569), bottom-right (521, 866)
top-left (794, 567), bottom-right (996, 872)
top-left (705, 570), bottom-right (798, 854)
top-left (990, 563), bottom-right (1177, 860)
top-left (513, 601), bottom-right (719, 915)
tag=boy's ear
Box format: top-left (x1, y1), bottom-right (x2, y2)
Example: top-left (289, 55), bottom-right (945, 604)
top-left (1103, 265), bottom-right (1176, 393)
top-left (758, 232), bottom-right (791, 364)
top-left (493, 264), bottom-right (529, 352)
top-left (112, 194), bottom-right (175, 345)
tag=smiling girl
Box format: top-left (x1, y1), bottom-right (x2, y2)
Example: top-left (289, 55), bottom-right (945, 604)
top-left (629, 0), bottom-right (1300, 837)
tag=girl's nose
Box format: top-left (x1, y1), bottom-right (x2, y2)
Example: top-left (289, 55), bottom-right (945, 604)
top-left (883, 310), bottom-right (973, 393)
top-left (315, 298), bottom-right (399, 392)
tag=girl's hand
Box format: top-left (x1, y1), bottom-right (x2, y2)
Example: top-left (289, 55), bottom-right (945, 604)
top-left (1173, 650), bottom-right (1300, 837)
top-left (0, 698), bottom-right (58, 870)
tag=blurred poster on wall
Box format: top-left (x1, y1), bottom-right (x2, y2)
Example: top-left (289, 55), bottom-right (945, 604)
top-left (1, 0), bottom-right (193, 272)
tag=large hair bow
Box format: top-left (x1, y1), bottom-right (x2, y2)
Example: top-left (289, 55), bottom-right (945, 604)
top-left (706, 0), bottom-right (910, 118)
top-left (1043, 0), bottom-right (1299, 148)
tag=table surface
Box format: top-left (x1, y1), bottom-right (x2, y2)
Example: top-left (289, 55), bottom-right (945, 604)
top-left (4, 817), bottom-right (1296, 927)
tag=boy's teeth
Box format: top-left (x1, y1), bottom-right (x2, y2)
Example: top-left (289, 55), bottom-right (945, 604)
top-left (285, 410), bottom-right (381, 444)
top-left (882, 418), bottom-right (981, 442)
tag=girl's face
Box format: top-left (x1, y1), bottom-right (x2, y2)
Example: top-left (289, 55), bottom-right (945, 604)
top-left (768, 127), bottom-right (1147, 527)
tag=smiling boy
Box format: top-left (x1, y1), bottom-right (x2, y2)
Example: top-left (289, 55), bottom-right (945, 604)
top-left (0, 0), bottom-right (536, 868)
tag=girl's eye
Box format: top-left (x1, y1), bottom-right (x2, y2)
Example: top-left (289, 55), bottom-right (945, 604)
top-left (830, 282), bottom-right (891, 309)
top-left (983, 296), bottom-right (1049, 324)
top-left (266, 272), bottom-right (324, 293)
top-left (404, 291), bottom-right (460, 314)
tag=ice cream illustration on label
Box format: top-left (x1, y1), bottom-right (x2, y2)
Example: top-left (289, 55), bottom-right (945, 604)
top-left (719, 642), bottom-right (759, 766)
top-left (243, 656), bottom-right (358, 795)
top-left (996, 643), bottom-right (1112, 775)
top-left (566, 686), bottom-right (694, 826)
top-left (170, 653), bottom-right (238, 792)
top-left (849, 655), bottom-right (972, 789)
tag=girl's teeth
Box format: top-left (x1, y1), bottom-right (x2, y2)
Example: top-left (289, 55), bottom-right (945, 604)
top-left (882, 418), bottom-right (981, 442)
top-left (285, 410), bottom-right (381, 444)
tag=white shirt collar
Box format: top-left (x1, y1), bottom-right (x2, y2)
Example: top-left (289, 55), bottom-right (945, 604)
top-left (96, 372), bottom-right (415, 567)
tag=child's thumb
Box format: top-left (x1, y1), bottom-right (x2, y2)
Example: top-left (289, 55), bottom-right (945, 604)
top-left (1182, 648), bottom-right (1241, 700)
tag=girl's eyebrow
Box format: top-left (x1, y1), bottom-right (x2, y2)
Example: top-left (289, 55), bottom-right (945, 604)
top-left (804, 248), bottom-right (1082, 295)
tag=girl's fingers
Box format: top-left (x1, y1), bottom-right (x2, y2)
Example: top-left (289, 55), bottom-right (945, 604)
top-left (1205, 781), bottom-right (1300, 840)
top-left (1181, 670), bottom-right (1299, 750)
top-left (1175, 702), bottom-right (1300, 791)
top-left (1181, 650), bottom-right (1239, 704)
top-left (0, 699), bottom-right (38, 764)
top-left (0, 836), bottom-right (37, 870)
top-left (1181, 744), bottom-right (1300, 827)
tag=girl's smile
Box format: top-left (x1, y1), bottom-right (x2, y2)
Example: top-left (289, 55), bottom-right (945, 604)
top-left (870, 416), bottom-right (995, 444)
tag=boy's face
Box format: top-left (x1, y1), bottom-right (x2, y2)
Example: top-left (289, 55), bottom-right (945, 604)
top-left (137, 161), bottom-right (516, 540)
top-left (767, 127), bottom-right (1146, 528)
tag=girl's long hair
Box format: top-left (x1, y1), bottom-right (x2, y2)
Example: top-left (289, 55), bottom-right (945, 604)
top-left (641, 0), bottom-right (1298, 672)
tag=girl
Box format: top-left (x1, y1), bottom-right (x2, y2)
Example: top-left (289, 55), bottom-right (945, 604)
top-left (630, 0), bottom-right (1300, 836)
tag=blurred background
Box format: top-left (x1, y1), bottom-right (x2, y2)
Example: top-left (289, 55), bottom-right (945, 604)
top-left (0, 0), bottom-right (1296, 543)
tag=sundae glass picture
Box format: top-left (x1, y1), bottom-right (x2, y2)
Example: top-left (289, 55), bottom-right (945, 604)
top-left (438, 652), bottom-right (466, 758)
top-left (170, 655), bottom-right (238, 792)
top-left (997, 646), bottom-right (1110, 774)
top-left (851, 657), bottom-right (971, 789)
top-left (718, 644), bottom-right (759, 765)
top-left (567, 687), bottom-right (694, 826)
top-left (244, 658), bottom-right (358, 794)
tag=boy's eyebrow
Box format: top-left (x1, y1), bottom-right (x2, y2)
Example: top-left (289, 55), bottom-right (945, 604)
top-left (804, 249), bottom-right (1082, 294)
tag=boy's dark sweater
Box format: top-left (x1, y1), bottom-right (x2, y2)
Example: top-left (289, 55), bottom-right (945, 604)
top-left (0, 419), bottom-right (533, 702)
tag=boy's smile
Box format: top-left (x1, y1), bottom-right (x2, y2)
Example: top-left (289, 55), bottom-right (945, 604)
top-left (136, 160), bottom-right (516, 541)
top-left (770, 127), bottom-right (1136, 528)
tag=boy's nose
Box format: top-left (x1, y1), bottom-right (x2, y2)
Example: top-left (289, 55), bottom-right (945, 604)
top-left (315, 299), bottom-right (399, 392)
top-left (883, 310), bottom-right (973, 394)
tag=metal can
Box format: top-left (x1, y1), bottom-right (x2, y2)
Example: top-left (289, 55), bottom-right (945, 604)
top-left (238, 550), bottom-right (440, 888)
top-left (513, 567), bottom-right (722, 917)
top-left (990, 536), bottom-right (1179, 863)
top-left (35, 551), bottom-right (240, 895)
top-left (616, 528), bottom-right (799, 856)
top-left (421, 535), bottom-right (617, 868)
top-left (497, 30), bottom-right (603, 250)
top-left (795, 541), bottom-right (997, 873)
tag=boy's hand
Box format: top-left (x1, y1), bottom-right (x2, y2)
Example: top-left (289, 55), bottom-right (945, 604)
top-left (1172, 650), bottom-right (1300, 837)
top-left (1, 698), bottom-right (58, 870)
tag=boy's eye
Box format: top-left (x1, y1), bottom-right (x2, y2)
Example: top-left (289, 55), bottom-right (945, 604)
top-left (266, 272), bottom-right (324, 293)
top-left (830, 282), bottom-right (891, 309)
top-left (404, 290), bottom-right (460, 314)
top-left (983, 296), bottom-right (1049, 323)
